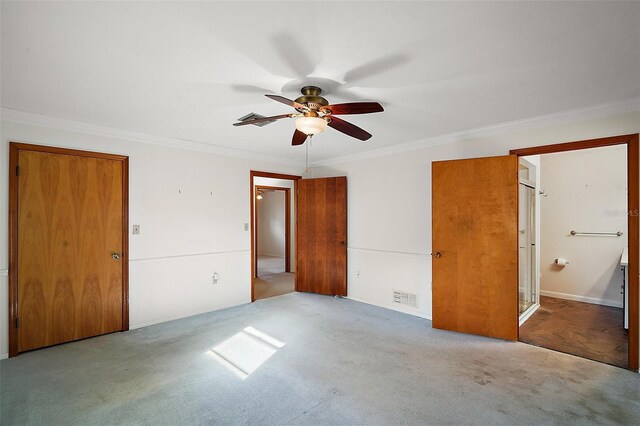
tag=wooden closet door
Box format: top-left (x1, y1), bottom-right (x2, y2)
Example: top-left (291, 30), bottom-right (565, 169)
top-left (17, 149), bottom-right (124, 352)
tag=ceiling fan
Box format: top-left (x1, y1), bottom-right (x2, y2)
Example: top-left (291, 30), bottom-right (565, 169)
top-left (233, 86), bottom-right (384, 145)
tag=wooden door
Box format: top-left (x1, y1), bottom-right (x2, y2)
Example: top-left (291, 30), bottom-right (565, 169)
top-left (296, 177), bottom-right (347, 296)
top-left (11, 144), bottom-right (128, 354)
top-left (432, 155), bottom-right (519, 340)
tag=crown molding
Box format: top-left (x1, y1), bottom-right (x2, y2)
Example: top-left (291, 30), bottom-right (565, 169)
top-left (311, 97), bottom-right (640, 167)
top-left (1, 107), bottom-right (303, 167)
top-left (4, 98), bottom-right (639, 168)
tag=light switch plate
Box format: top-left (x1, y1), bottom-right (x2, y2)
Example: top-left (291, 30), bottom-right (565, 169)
top-left (244, 223), bottom-right (249, 231)
top-left (132, 225), bottom-right (141, 235)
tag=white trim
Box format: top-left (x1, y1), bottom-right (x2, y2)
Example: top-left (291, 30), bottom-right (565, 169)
top-left (4, 99), bottom-right (638, 169)
top-left (0, 353), bottom-right (8, 360)
top-left (345, 295), bottom-right (432, 320)
top-left (1, 107), bottom-right (302, 167)
top-left (0, 269), bottom-right (8, 277)
top-left (311, 97), bottom-right (640, 167)
top-left (519, 303), bottom-right (540, 327)
top-left (540, 290), bottom-right (623, 308)
top-left (130, 300), bottom-right (249, 330)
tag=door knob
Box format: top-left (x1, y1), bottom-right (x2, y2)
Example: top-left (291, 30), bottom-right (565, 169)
top-left (111, 252), bottom-right (121, 260)
top-left (432, 252), bottom-right (442, 258)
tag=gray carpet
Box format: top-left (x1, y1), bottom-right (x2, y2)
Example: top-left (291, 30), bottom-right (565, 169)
top-left (257, 255), bottom-right (285, 276)
top-left (1, 292), bottom-right (639, 425)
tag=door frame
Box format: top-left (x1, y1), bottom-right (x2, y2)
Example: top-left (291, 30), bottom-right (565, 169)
top-left (249, 171), bottom-right (301, 302)
top-left (254, 185), bottom-right (292, 275)
top-left (510, 133), bottom-right (639, 371)
top-left (8, 142), bottom-right (130, 358)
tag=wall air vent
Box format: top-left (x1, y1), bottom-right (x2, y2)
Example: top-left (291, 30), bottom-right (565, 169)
top-left (236, 113), bottom-right (276, 127)
top-left (393, 290), bottom-right (418, 308)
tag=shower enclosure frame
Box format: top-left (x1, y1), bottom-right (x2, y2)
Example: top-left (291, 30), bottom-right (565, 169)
top-left (518, 158), bottom-right (539, 326)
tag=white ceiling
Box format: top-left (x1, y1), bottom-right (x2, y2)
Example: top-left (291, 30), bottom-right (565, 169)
top-left (2, 1), bottom-right (639, 164)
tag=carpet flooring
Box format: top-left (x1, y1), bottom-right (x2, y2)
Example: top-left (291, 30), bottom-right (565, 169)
top-left (257, 255), bottom-right (285, 276)
top-left (1, 293), bottom-right (639, 425)
top-left (254, 273), bottom-right (295, 300)
top-left (520, 296), bottom-right (628, 369)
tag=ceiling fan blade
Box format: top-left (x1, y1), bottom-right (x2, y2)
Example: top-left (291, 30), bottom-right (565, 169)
top-left (265, 94), bottom-right (307, 110)
top-left (322, 102), bottom-right (384, 115)
top-left (231, 84), bottom-right (273, 94)
top-left (292, 129), bottom-right (307, 146)
top-left (272, 32), bottom-right (319, 78)
top-left (233, 114), bottom-right (292, 126)
top-left (343, 53), bottom-right (411, 85)
top-left (328, 116), bottom-right (372, 141)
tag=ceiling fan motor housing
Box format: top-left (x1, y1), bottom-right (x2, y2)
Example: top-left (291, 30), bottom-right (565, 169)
top-left (295, 86), bottom-right (329, 111)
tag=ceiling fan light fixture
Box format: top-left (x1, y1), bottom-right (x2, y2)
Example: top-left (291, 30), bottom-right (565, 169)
top-left (295, 116), bottom-right (327, 136)
top-left (235, 87), bottom-right (383, 144)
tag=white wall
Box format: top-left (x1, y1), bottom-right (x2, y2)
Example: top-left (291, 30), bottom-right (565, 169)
top-left (2, 107), bottom-right (639, 366)
top-left (257, 190), bottom-right (286, 258)
top-left (312, 110), bottom-right (640, 323)
top-left (0, 119), bottom-right (303, 358)
top-left (253, 177), bottom-right (295, 271)
top-left (539, 146), bottom-right (627, 307)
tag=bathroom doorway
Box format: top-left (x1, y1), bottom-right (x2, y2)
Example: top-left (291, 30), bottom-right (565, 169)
top-left (512, 135), bottom-right (638, 370)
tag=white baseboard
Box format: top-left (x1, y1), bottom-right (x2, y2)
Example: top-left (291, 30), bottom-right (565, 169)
top-left (0, 353), bottom-right (8, 360)
top-left (540, 290), bottom-right (623, 308)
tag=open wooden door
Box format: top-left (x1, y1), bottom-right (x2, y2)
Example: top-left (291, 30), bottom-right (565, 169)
top-left (432, 155), bottom-right (518, 340)
top-left (296, 177), bottom-right (347, 296)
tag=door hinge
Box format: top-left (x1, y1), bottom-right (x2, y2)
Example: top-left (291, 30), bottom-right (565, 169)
top-left (15, 166), bottom-right (20, 176)
top-left (15, 317), bottom-right (20, 328)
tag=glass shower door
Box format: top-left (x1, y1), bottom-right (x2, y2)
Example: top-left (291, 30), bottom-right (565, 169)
top-left (518, 183), bottom-right (536, 315)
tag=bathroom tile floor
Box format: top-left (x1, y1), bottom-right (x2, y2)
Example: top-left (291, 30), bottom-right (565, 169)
top-left (519, 296), bottom-right (628, 369)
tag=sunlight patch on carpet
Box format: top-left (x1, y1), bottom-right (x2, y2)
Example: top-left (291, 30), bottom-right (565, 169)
top-left (209, 327), bottom-right (285, 379)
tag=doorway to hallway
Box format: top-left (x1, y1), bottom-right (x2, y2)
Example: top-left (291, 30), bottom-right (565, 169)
top-left (255, 184), bottom-right (294, 300)
top-left (250, 172), bottom-right (299, 301)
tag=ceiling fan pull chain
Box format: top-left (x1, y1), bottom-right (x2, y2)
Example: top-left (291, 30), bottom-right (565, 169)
top-left (305, 136), bottom-right (310, 172)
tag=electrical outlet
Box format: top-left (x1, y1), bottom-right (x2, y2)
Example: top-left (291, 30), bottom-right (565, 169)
top-left (212, 272), bottom-right (219, 285)
top-left (244, 223), bottom-right (249, 231)
top-left (132, 225), bottom-right (140, 235)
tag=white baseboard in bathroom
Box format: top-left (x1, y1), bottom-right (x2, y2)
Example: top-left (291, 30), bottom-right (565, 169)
top-left (540, 290), bottom-right (622, 308)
